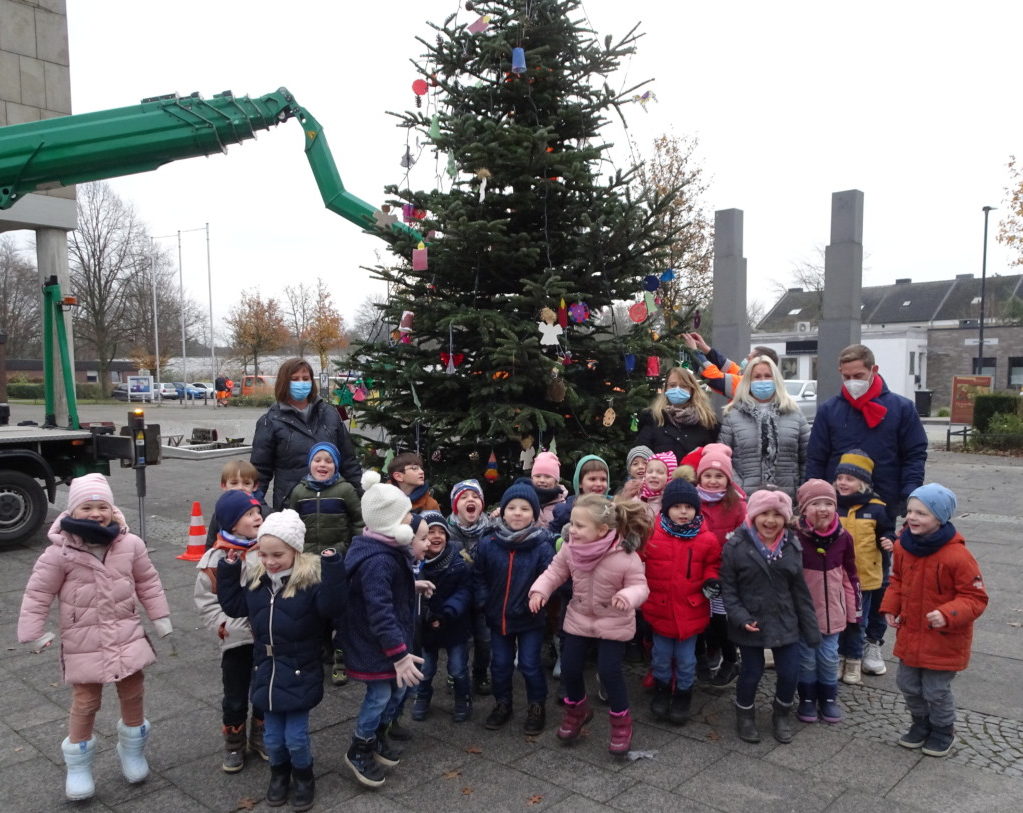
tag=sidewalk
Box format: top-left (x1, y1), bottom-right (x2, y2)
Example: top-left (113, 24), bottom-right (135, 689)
top-left (1, 449), bottom-right (1021, 812)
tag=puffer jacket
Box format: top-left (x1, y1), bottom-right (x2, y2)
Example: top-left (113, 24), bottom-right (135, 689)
top-left (530, 532), bottom-right (648, 642)
top-left (538, 484), bottom-right (569, 530)
top-left (194, 541), bottom-right (259, 652)
top-left (251, 398), bottom-right (363, 510)
top-left (795, 522), bottom-right (861, 635)
top-left (635, 408), bottom-right (719, 460)
top-left (879, 531), bottom-right (988, 672)
top-left (473, 524), bottom-right (555, 636)
top-left (217, 551), bottom-right (346, 713)
top-left (701, 496), bottom-right (747, 549)
top-left (837, 492), bottom-right (893, 591)
top-left (640, 520), bottom-right (720, 640)
top-left (719, 401), bottom-right (809, 498)
top-left (720, 525), bottom-right (821, 649)
top-left (285, 479), bottom-right (364, 553)
top-left (420, 542), bottom-right (473, 649)
top-left (18, 512), bottom-right (171, 685)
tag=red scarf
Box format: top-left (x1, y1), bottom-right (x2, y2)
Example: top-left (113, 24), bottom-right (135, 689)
top-left (841, 374), bottom-right (887, 428)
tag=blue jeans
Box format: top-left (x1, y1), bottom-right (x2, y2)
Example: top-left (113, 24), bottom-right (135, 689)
top-left (799, 632), bottom-right (840, 684)
top-left (651, 632), bottom-right (698, 690)
top-left (490, 627), bottom-right (546, 705)
top-left (354, 679), bottom-right (406, 740)
top-left (471, 609), bottom-right (491, 678)
top-left (420, 641), bottom-right (471, 698)
top-left (839, 587), bottom-right (881, 658)
top-left (263, 709), bottom-right (311, 769)
top-left (736, 642), bottom-right (801, 707)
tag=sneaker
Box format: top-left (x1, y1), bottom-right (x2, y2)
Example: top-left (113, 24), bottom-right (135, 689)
top-left (474, 674), bottom-right (493, 697)
top-left (373, 726), bottom-right (402, 767)
top-left (898, 716), bottom-right (931, 749)
top-left (485, 701), bottom-right (513, 730)
top-left (344, 737), bottom-right (385, 788)
top-left (710, 661), bottom-right (739, 687)
top-left (841, 659), bottom-right (862, 685)
top-left (524, 702), bottom-right (546, 736)
top-left (862, 642), bottom-right (887, 675)
top-left (331, 650), bottom-right (349, 686)
top-left (222, 724), bottom-right (246, 774)
top-left (921, 725), bottom-right (956, 757)
top-left (452, 695), bottom-right (473, 723)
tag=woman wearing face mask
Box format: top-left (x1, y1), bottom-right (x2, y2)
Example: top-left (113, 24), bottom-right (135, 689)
top-left (634, 367), bottom-right (720, 463)
top-left (251, 358), bottom-right (364, 510)
top-left (718, 356), bottom-right (809, 499)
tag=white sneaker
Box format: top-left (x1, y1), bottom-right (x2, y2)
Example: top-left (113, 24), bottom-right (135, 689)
top-left (862, 642), bottom-right (887, 675)
top-left (842, 659), bottom-right (863, 685)
top-left (764, 649), bottom-right (775, 669)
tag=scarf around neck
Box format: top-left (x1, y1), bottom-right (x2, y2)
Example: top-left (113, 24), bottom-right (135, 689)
top-left (492, 517), bottom-right (546, 548)
top-left (748, 400), bottom-right (780, 486)
top-left (639, 482), bottom-right (664, 501)
top-left (60, 516), bottom-right (120, 546)
top-left (219, 529), bottom-right (258, 549)
top-left (899, 522), bottom-right (956, 557)
top-left (697, 486), bottom-right (726, 504)
top-left (659, 513), bottom-right (703, 539)
top-left (800, 515), bottom-right (841, 552)
top-left (302, 471), bottom-right (341, 491)
top-left (841, 374), bottom-right (887, 428)
top-left (746, 522), bottom-right (785, 562)
top-left (568, 528), bottom-right (618, 573)
top-left (663, 402), bottom-right (702, 426)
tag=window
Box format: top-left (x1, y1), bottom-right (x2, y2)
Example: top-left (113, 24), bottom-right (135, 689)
top-left (972, 357), bottom-right (996, 377)
top-left (971, 296), bottom-right (982, 305)
top-left (1009, 357), bottom-right (1023, 387)
top-left (901, 300), bottom-right (912, 307)
top-left (811, 356), bottom-right (818, 380)
top-left (909, 352), bottom-right (915, 375)
top-left (787, 308), bottom-right (802, 315)
top-left (779, 357), bottom-right (798, 379)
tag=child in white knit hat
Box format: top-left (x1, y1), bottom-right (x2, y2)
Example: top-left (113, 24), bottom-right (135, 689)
top-left (216, 509), bottom-right (347, 810)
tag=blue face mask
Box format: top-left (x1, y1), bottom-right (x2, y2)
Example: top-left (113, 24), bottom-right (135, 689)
top-left (750, 380), bottom-right (776, 400)
top-left (665, 387), bottom-right (691, 405)
top-left (289, 380), bottom-right (313, 401)
top-left (739, 358), bottom-right (749, 373)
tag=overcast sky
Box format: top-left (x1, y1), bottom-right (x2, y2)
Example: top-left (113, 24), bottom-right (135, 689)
top-left (62, 0), bottom-right (1022, 336)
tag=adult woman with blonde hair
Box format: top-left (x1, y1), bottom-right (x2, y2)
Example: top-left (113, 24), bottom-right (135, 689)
top-left (634, 366), bottom-right (719, 462)
top-left (719, 356), bottom-right (809, 499)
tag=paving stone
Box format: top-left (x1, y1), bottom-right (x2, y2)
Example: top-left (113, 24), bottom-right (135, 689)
top-left (513, 746), bottom-right (638, 802)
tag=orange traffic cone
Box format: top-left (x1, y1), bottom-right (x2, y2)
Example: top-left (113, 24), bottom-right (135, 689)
top-left (178, 501), bottom-right (207, 561)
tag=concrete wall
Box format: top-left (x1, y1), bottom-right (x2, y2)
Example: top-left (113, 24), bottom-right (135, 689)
top-left (926, 325), bottom-right (1023, 407)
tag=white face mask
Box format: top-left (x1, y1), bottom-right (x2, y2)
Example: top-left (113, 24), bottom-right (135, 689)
top-left (844, 378), bottom-right (871, 400)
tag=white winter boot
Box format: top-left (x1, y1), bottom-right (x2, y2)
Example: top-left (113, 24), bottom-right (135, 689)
top-left (61, 737), bottom-right (96, 800)
top-left (116, 719), bottom-right (151, 783)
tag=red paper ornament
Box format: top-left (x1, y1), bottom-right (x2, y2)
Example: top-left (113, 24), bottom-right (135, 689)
top-left (484, 451), bottom-right (499, 481)
top-left (646, 356), bottom-right (661, 377)
top-left (557, 297), bottom-right (568, 328)
top-left (629, 301), bottom-right (648, 323)
top-left (412, 79), bottom-right (429, 96)
top-left (440, 352), bottom-right (465, 369)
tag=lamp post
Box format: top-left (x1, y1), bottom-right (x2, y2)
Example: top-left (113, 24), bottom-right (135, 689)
top-left (0, 328), bottom-right (9, 425)
top-left (149, 244), bottom-right (160, 389)
top-left (977, 205), bottom-right (996, 374)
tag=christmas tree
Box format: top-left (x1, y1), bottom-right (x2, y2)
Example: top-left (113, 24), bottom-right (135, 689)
top-left (354, 0), bottom-right (692, 504)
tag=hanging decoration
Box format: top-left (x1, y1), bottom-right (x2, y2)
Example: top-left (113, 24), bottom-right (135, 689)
top-left (446, 153), bottom-right (458, 178)
top-left (557, 297), bottom-right (569, 328)
top-left (624, 353), bottom-right (636, 373)
top-left (429, 115), bottom-right (441, 141)
top-left (400, 146), bottom-right (416, 168)
top-left (468, 449), bottom-right (480, 462)
top-left (568, 301), bottom-right (590, 324)
top-left (468, 14), bottom-right (492, 34)
top-left (538, 307), bottom-right (563, 346)
top-left (431, 448), bottom-right (443, 463)
top-left (547, 366), bottom-right (567, 402)
top-left (660, 268), bottom-right (676, 283)
top-left (440, 352), bottom-right (465, 372)
top-left (643, 290), bottom-right (657, 313)
top-left (484, 451), bottom-right (499, 481)
top-left (631, 90), bottom-right (658, 109)
top-left (549, 437), bottom-right (558, 457)
top-left (412, 78), bottom-right (429, 96)
top-left (412, 241), bottom-right (429, 271)
top-left (519, 435), bottom-right (535, 470)
top-left (693, 309), bottom-right (702, 329)
top-left (646, 355), bottom-right (661, 377)
top-left (630, 414), bottom-right (639, 433)
top-left (628, 300), bottom-right (648, 323)
top-left (643, 275), bottom-right (660, 291)
top-left (476, 168), bottom-right (491, 203)
top-left (511, 47), bottom-right (527, 74)
top-left (602, 405), bottom-right (617, 427)
top-left (373, 205), bottom-right (398, 229)
top-left (399, 310), bottom-right (414, 344)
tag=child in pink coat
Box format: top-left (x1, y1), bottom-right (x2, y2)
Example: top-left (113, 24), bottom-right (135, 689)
top-left (529, 495), bottom-right (650, 756)
top-left (18, 474), bottom-right (172, 801)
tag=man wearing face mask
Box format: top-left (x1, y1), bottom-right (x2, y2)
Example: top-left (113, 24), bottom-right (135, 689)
top-left (681, 333), bottom-right (779, 400)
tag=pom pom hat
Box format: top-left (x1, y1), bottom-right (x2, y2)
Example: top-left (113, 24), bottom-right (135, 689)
top-left (360, 470), bottom-right (414, 544)
top-left (746, 489), bottom-right (793, 524)
top-left (908, 483), bottom-right (957, 525)
top-left (647, 451), bottom-right (678, 479)
top-left (835, 449), bottom-right (874, 486)
top-left (696, 443), bottom-right (735, 483)
top-left (258, 508), bottom-right (306, 552)
top-left (450, 479), bottom-right (485, 514)
top-left (500, 479), bottom-right (541, 519)
top-left (66, 473), bottom-right (114, 515)
top-left (216, 489), bottom-right (262, 534)
top-left (796, 479), bottom-right (837, 515)
top-left (662, 478), bottom-right (701, 515)
top-left (531, 451), bottom-right (561, 479)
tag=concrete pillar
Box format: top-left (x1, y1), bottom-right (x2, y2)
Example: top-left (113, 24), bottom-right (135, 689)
top-left (36, 227), bottom-right (76, 426)
top-left (711, 209), bottom-right (749, 363)
top-left (819, 190), bottom-right (864, 400)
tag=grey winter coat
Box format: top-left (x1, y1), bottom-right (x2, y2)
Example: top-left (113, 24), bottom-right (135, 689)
top-left (719, 401), bottom-right (809, 498)
top-left (720, 526), bottom-right (821, 650)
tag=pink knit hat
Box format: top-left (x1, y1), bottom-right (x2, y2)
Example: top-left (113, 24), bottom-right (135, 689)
top-left (746, 489), bottom-right (793, 523)
top-left (697, 443), bottom-right (734, 482)
top-left (66, 473), bottom-right (114, 515)
top-left (531, 451), bottom-right (561, 480)
top-left (796, 479), bottom-right (837, 515)
top-left (647, 451), bottom-right (678, 479)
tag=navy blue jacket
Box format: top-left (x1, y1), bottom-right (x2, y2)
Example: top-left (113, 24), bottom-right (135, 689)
top-left (419, 542), bottom-right (472, 649)
top-left (342, 533), bottom-right (416, 681)
top-left (473, 524), bottom-right (555, 636)
top-left (217, 552), bottom-right (346, 713)
top-left (805, 379), bottom-right (928, 519)
top-left (549, 494), bottom-right (576, 539)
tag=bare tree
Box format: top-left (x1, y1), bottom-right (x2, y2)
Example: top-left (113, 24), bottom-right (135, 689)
top-left (283, 282), bottom-right (314, 356)
top-left (747, 298), bottom-right (767, 332)
top-left (0, 236), bottom-right (41, 357)
top-left (349, 294), bottom-right (390, 345)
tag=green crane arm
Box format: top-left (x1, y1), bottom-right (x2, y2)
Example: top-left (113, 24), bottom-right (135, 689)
top-left (0, 87), bottom-right (416, 240)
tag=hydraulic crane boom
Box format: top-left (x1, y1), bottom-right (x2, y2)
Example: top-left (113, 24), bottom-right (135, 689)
top-left (0, 86), bottom-right (416, 239)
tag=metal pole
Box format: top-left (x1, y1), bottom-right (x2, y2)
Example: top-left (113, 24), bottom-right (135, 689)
top-left (978, 206), bottom-right (995, 374)
top-left (178, 230), bottom-right (187, 383)
top-left (151, 244), bottom-right (161, 390)
top-left (206, 222), bottom-right (215, 378)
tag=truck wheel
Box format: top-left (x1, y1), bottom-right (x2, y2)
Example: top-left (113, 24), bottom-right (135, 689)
top-left (0, 470), bottom-right (48, 544)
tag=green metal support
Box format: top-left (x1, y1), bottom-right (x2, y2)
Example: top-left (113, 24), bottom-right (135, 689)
top-left (41, 277), bottom-right (80, 430)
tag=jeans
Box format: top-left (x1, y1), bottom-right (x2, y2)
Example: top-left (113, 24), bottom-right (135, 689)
top-left (799, 632), bottom-right (839, 684)
top-left (471, 609), bottom-right (491, 678)
top-left (897, 664), bottom-right (958, 728)
top-left (490, 627), bottom-right (547, 705)
top-left (263, 709), bottom-right (311, 768)
top-left (736, 642), bottom-right (801, 707)
top-left (560, 634), bottom-right (629, 713)
top-left (651, 633), bottom-right (698, 690)
top-left (421, 641), bottom-right (471, 698)
top-left (354, 679), bottom-right (406, 740)
top-left (839, 587), bottom-right (881, 659)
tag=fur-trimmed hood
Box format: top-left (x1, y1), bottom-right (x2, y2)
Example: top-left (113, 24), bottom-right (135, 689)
top-left (247, 551), bottom-right (322, 598)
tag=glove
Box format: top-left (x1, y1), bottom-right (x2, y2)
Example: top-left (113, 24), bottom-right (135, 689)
top-left (27, 632), bottom-right (55, 653)
top-left (152, 617), bottom-right (173, 638)
top-left (217, 622), bottom-right (229, 640)
top-left (393, 653), bottom-right (425, 688)
top-left (701, 578), bottom-right (722, 600)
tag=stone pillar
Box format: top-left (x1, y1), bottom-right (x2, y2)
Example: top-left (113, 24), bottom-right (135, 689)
top-left (819, 190), bottom-right (865, 400)
top-left (36, 228), bottom-right (76, 426)
top-left (711, 209), bottom-right (749, 363)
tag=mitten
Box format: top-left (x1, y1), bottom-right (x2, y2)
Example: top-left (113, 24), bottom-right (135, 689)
top-left (153, 617), bottom-right (173, 638)
top-left (701, 578), bottom-right (722, 599)
top-left (26, 632), bottom-right (55, 653)
top-left (394, 653), bottom-right (424, 688)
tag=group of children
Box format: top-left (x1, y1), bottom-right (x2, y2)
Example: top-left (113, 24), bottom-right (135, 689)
top-left (17, 435), bottom-right (989, 807)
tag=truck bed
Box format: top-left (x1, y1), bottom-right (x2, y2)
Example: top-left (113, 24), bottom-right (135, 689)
top-left (0, 425), bottom-right (94, 444)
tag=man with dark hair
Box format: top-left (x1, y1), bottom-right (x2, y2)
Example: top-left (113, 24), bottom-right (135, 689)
top-left (682, 332), bottom-right (780, 399)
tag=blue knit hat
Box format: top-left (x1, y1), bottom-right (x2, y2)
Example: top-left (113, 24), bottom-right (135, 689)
top-left (420, 510), bottom-right (449, 537)
top-left (500, 478), bottom-right (541, 519)
top-left (216, 489), bottom-right (262, 534)
top-left (308, 441), bottom-right (341, 470)
top-left (909, 483), bottom-right (957, 525)
top-left (662, 478), bottom-right (701, 515)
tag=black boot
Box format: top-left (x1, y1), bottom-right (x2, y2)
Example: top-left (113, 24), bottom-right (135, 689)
top-left (290, 763), bottom-right (315, 812)
top-left (735, 702), bottom-right (760, 743)
top-left (344, 736), bottom-right (385, 788)
top-left (669, 688), bottom-right (692, 725)
top-left (772, 698), bottom-right (795, 744)
top-left (386, 710), bottom-right (413, 742)
top-left (650, 681), bottom-right (671, 721)
top-left (524, 702), bottom-right (546, 736)
top-left (374, 724), bottom-right (403, 766)
top-left (265, 761), bottom-right (290, 807)
top-left (898, 715), bottom-right (931, 749)
top-left (452, 694), bottom-right (473, 723)
top-left (485, 700), bottom-right (513, 730)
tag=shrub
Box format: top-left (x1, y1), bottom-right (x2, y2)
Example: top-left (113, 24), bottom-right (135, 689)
top-left (972, 393), bottom-right (1020, 431)
top-left (7, 383), bottom-right (44, 399)
top-left (937, 407), bottom-right (950, 418)
top-left (228, 395), bottom-right (275, 408)
top-left (75, 383), bottom-right (102, 400)
top-left (976, 412), bottom-right (1023, 451)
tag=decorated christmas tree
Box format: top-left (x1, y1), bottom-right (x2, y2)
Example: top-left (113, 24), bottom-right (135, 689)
top-left (354, 0), bottom-right (693, 503)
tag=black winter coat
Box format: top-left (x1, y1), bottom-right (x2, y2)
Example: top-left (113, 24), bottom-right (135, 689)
top-left (217, 552), bottom-right (347, 713)
top-left (251, 398), bottom-right (363, 510)
top-left (634, 409), bottom-right (719, 461)
top-left (720, 526), bottom-right (821, 649)
top-left (419, 542), bottom-right (472, 649)
top-left (473, 526), bottom-right (555, 636)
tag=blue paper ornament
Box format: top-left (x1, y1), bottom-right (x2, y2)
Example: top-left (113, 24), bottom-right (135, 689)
top-left (643, 275), bottom-right (660, 291)
top-left (511, 47), bottom-right (526, 74)
top-left (624, 354), bottom-right (636, 373)
top-left (660, 268), bottom-right (676, 282)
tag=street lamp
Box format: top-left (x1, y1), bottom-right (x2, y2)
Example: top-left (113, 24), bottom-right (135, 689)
top-left (977, 205), bottom-right (996, 374)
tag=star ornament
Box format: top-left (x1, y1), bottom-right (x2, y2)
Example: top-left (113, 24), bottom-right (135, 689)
top-left (373, 207), bottom-right (398, 229)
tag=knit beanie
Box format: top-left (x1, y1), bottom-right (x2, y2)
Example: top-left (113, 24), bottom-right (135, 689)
top-left (409, 513), bottom-right (424, 536)
top-left (648, 451), bottom-right (678, 479)
top-left (450, 479), bottom-right (485, 514)
top-left (796, 479), bottom-right (838, 515)
top-left (696, 443), bottom-right (734, 483)
top-left (420, 510), bottom-right (449, 537)
top-left (258, 508), bottom-right (306, 552)
top-left (746, 489), bottom-right (793, 523)
top-left (531, 451), bottom-right (561, 479)
top-left (360, 470), bottom-right (414, 544)
top-left (500, 478), bottom-right (541, 519)
top-left (626, 445), bottom-right (653, 469)
top-left (908, 483), bottom-right (957, 525)
top-left (307, 441), bottom-right (341, 471)
top-left (835, 449), bottom-right (874, 487)
top-left (216, 489), bottom-right (263, 534)
top-left (66, 473), bottom-right (114, 515)
top-left (661, 478), bottom-right (701, 515)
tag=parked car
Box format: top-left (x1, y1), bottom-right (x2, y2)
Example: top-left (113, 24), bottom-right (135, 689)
top-left (155, 382), bottom-right (179, 400)
top-left (112, 383), bottom-right (154, 402)
top-left (188, 382), bottom-right (217, 401)
top-left (173, 382), bottom-right (205, 400)
top-left (784, 379), bottom-right (817, 422)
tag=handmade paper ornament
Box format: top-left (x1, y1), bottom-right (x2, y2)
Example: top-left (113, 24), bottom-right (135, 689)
top-left (336, 384), bottom-right (355, 406)
top-left (549, 438), bottom-right (558, 457)
top-left (602, 407), bottom-right (616, 427)
top-left (630, 414), bottom-right (639, 432)
top-left (643, 290), bottom-right (657, 313)
top-left (412, 79), bottom-right (429, 96)
top-left (476, 167), bottom-right (492, 203)
top-left (519, 435), bottom-right (535, 470)
top-left (440, 352), bottom-right (465, 372)
top-left (624, 353), bottom-right (636, 373)
top-left (429, 115), bottom-right (441, 140)
top-left (412, 242), bottom-right (428, 271)
top-left (402, 203), bottom-right (414, 222)
top-left (511, 47), bottom-right (526, 74)
top-left (547, 378), bottom-right (567, 402)
top-left (468, 14), bottom-right (491, 34)
top-left (628, 301), bottom-right (648, 323)
top-left (447, 153), bottom-right (458, 177)
top-left (568, 302), bottom-right (590, 323)
top-left (660, 268), bottom-right (676, 282)
top-left (353, 384), bottom-right (368, 402)
top-left (646, 356), bottom-right (660, 377)
top-left (373, 206), bottom-right (398, 229)
top-left (557, 297), bottom-right (568, 328)
top-left (484, 451), bottom-right (499, 481)
top-left (631, 90), bottom-right (657, 108)
top-left (399, 310), bottom-right (414, 344)
top-left (538, 320), bottom-right (563, 346)
top-left (400, 146), bottom-right (415, 168)
top-left (643, 275), bottom-right (660, 292)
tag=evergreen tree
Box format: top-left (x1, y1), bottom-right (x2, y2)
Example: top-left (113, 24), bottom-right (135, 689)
top-left (355, 0), bottom-right (693, 503)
